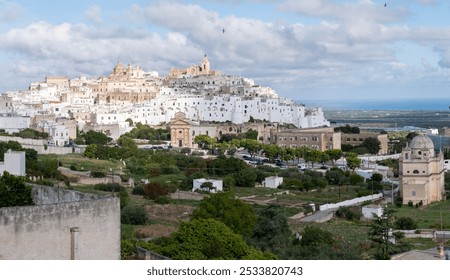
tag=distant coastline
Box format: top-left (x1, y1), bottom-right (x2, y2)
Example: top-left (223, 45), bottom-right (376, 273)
top-left (299, 99), bottom-right (449, 111)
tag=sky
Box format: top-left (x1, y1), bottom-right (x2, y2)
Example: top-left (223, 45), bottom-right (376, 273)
top-left (1, 0), bottom-right (450, 104)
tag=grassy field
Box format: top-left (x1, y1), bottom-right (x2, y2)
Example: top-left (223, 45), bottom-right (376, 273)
top-left (393, 199), bottom-right (450, 229)
top-left (40, 153), bottom-right (124, 173)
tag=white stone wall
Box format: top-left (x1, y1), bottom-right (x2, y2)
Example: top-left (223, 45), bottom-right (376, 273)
top-left (0, 150), bottom-right (26, 176)
top-left (319, 193), bottom-right (383, 211)
top-left (0, 185), bottom-right (120, 260)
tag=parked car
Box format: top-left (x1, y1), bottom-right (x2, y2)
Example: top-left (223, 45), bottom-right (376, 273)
top-left (297, 163), bottom-right (308, 171)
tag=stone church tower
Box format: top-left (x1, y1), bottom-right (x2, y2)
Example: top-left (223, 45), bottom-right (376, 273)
top-left (399, 134), bottom-right (445, 205)
top-left (201, 55), bottom-right (210, 74)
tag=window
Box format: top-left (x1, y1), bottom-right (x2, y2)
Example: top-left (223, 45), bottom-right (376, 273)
top-left (412, 191), bottom-right (416, 197)
top-left (405, 153), bottom-right (409, 160)
top-left (413, 170), bottom-right (419, 174)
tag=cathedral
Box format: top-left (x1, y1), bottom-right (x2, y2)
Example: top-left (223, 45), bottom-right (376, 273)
top-left (168, 55), bottom-right (220, 78)
top-left (399, 134), bottom-right (445, 205)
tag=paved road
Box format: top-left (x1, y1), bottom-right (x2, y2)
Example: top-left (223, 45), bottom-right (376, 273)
top-left (300, 208), bottom-right (335, 223)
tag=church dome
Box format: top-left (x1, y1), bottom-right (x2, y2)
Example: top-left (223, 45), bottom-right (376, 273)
top-left (409, 134), bottom-right (434, 150)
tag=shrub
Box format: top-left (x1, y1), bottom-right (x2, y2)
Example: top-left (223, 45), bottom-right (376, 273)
top-left (121, 205), bottom-right (147, 225)
top-left (120, 239), bottom-right (136, 260)
top-left (407, 201), bottom-right (414, 207)
top-left (349, 173), bottom-right (364, 185)
top-left (69, 164), bottom-right (77, 171)
top-left (94, 183), bottom-right (125, 192)
top-left (119, 190), bottom-right (129, 209)
top-left (131, 185), bottom-right (145, 196)
top-left (395, 197), bottom-right (403, 207)
top-left (91, 170), bottom-right (106, 178)
top-left (161, 165), bottom-right (180, 175)
top-left (180, 147), bottom-right (191, 154)
top-left (335, 206), bottom-right (362, 221)
top-left (143, 182), bottom-right (169, 200)
top-left (395, 217), bottom-right (418, 230)
top-left (154, 196), bottom-right (171, 204)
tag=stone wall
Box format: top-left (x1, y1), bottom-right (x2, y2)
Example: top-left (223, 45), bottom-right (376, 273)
top-left (319, 193), bottom-right (383, 211)
top-left (0, 185), bottom-right (120, 260)
top-left (0, 135), bottom-right (85, 154)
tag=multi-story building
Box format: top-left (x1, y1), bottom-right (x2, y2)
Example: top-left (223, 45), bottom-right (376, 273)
top-left (269, 127), bottom-right (341, 151)
top-left (399, 134), bottom-right (445, 205)
top-left (341, 133), bottom-right (389, 155)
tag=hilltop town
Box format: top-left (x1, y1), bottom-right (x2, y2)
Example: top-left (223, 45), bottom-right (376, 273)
top-left (0, 57), bottom-right (449, 261)
top-left (0, 56), bottom-right (328, 146)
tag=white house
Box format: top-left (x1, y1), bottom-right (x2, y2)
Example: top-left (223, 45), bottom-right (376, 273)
top-left (263, 176), bottom-right (283, 189)
top-left (192, 178), bottom-right (223, 193)
top-left (362, 204), bottom-right (383, 219)
top-left (356, 169), bottom-right (374, 181)
top-left (0, 150), bottom-right (26, 176)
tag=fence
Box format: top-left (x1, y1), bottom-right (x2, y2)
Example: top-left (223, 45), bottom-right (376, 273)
top-left (135, 247), bottom-right (171, 260)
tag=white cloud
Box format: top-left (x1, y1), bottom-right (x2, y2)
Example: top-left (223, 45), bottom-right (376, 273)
top-left (0, 2), bottom-right (24, 22)
top-left (1, 1), bottom-right (450, 99)
top-left (85, 5), bottom-right (102, 23)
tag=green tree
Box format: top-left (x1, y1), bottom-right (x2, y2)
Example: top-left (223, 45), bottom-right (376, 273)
top-left (244, 129), bottom-right (258, 140)
top-left (0, 172), bottom-right (34, 207)
top-left (234, 168), bottom-right (257, 188)
top-left (191, 192), bottom-right (256, 237)
top-left (143, 182), bottom-right (169, 200)
top-left (371, 173), bottom-right (383, 182)
top-left (125, 118), bottom-right (133, 126)
top-left (325, 168), bottom-right (346, 185)
top-left (117, 135), bottom-right (138, 152)
top-left (84, 130), bottom-right (112, 145)
top-left (263, 144), bottom-right (282, 162)
top-left (300, 225), bottom-right (334, 247)
top-left (304, 149), bottom-right (322, 168)
top-left (349, 173), bottom-right (364, 185)
top-left (368, 207), bottom-right (396, 259)
top-left (394, 217), bottom-right (418, 230)
top-left (252, 205), bottom-right (292, 254)
top-left (319, 152), bottom-right (330, 167)
top-left (121, 205), bottom-right (147, 225)
top-left (143, 219), bottom-right (274, 260)
top-left (239, 139), bottom-right (262, 159)
top-left (194, 134), bottom-right (216, 150)
top-left (326, 149), bottom-right (343, 166)
top-left (362, 137), bottom-right (381, 155)
top-left (345, 152), bottom-right (361, 171)
top-left (84, 144), bottom-right (98, 158)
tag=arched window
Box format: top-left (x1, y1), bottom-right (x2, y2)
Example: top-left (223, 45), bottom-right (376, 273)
top-left (413, 170), bottom-right (419, 174)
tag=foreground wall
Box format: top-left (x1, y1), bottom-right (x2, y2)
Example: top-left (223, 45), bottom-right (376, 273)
top-left (0, 185), bottom-right (120, 260)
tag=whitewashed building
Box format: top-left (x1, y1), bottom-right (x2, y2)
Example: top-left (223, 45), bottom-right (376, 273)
top-left (263, 176), bottom-right (284, 189)
top-left (0, 150), bottom-right (26, 176)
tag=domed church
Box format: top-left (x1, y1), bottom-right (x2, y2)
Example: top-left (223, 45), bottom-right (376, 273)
top-left (399, 134), bottom-right (445, 205)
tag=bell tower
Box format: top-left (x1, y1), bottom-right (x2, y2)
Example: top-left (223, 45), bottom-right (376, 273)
top-left (201, 55), bottom-right (210, 74)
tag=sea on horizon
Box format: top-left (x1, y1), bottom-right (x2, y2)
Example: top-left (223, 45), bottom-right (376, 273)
top-left (299, 98), bottom-right (450, 111)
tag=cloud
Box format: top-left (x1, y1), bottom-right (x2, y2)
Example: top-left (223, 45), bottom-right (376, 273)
top-left (1, 1), bottom-right (450, 99)
top-left (0, 20), bottom-right (202, 88)
top-left (0, 2), bottom-right (25, 22)
top-left (85, 5), bottom-right (102, 23)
